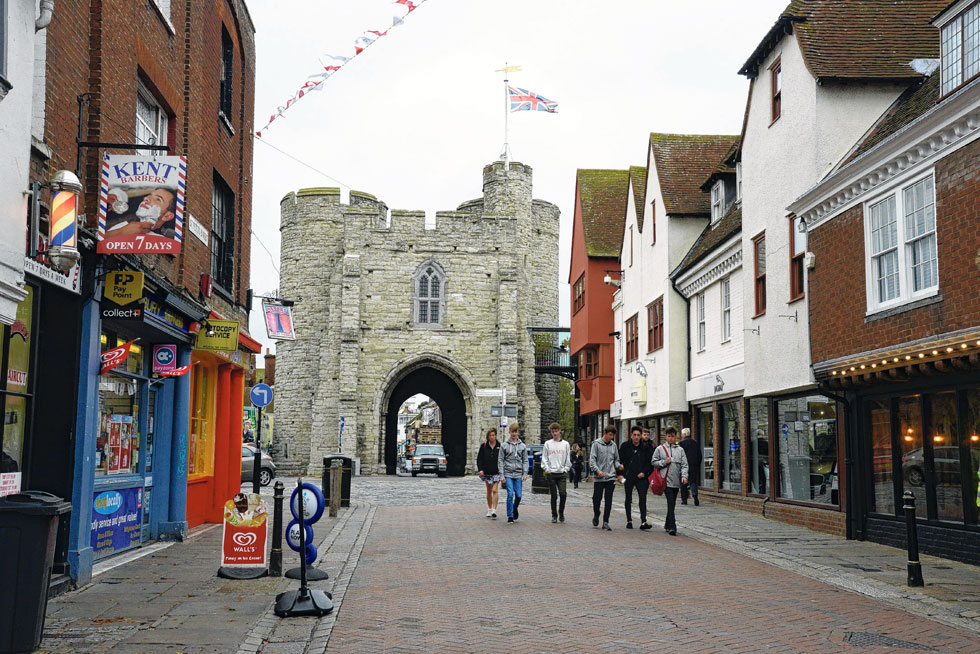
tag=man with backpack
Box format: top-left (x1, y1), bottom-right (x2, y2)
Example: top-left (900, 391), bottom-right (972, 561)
top-left (651, 426), bottom-right (689, 536)
top-left (619, 425), bottom-right (654, 530)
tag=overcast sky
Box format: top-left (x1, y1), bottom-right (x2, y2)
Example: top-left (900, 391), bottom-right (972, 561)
top-left (246, 0), bottom-right (789, 359)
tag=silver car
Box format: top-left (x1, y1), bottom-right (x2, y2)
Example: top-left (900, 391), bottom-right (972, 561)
top-left (241, 444), bottom-right (276, 486)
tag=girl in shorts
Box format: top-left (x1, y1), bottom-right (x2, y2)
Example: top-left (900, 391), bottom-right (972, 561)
top-left (476, 428), bottom-right (502, 518)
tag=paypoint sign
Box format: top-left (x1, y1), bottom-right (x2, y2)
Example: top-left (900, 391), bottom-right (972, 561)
top-left (195, 319), bottom-right (240, 352)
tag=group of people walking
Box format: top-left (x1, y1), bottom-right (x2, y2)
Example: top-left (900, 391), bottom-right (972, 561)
top-left (475, 421), bottom-right (703, 535)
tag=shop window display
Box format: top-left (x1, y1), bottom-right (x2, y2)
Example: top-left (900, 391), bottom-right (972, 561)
top-left (967, 390), bottom-right (980, 526)
top-left (748, 398), bottom-right (769, 495)
top-left (869, 398), bottom-right (894, 514)
top-left (188, 363), bottom-right (215, 478)
top-left (720, 401), bottom-right (741, 491)
top-left (1, 286), bottom-right (36, 496)
top-left (96, 334), bottom-right (145, 477)
top-left (699, 406), bottom-right (714, 487)
top-left (930, 392), bottom-right (960, 522)
top-left (898, 396), bottom-right (927, 517)
top-left (776, 396), bottom-right (838, 505)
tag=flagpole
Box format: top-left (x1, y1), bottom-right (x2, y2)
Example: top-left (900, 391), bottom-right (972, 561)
top-left (496, 63), bottom-right (520, 169)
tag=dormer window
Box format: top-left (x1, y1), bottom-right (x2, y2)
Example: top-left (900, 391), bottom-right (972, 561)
top-left (736, 162), bottom-right (742, 202)
top-left (770, 60), bottom-right (782, 122)
top-left (939, 2), bottom-right (980, 95)
top-left (711, 181), bottom-right (725, 223)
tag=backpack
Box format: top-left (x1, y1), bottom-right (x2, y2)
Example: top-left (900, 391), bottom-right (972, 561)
top-left (648, 444), bottom-right (670, 496)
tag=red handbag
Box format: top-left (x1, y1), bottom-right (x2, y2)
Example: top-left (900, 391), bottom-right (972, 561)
top-left (649, 444), bottom-right (670, 495)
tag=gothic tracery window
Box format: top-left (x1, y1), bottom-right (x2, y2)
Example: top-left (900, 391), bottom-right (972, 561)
top-left (414, 262), bottom-right (445, 326)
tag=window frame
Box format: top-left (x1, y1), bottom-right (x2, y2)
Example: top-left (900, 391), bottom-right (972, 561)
top-left (413, 261), bottom-right (446, 328)
top-left (628, 225), bottom-right (634, 267)
top-left (650, 199), bottom-right (656, 245)
top-left (721, 277), bottom-right (731, 342)
top-left (136, 85), bottom-right (168, 157)
top-left (711, 181), bottom-right (724, 223)
top-left (211, 172), bottom-right (235, 292)
top-left (624, 314), bottom-right (639, 363)
top-left (862, 170), bottom-right (939, 315)
top-left (584, 348), bottom-right (597, 378)
top-left (572, 273), bottom-right (585, 314)
top-left (736, 162), bottom-right (742, 202)
top-left (219, 26), bottom-right (234, 119)
top-left (770, 59), bottom-right (782, 123)
top-left (753, 231), bottom-right (766, 317)
top-left (789, 216), bottom-right (806, 302)
top-left (696, 293), bottom-right (706, 352)
top-left (647, 297), bottom-right (664, 353)
top-left (940, 1), bottom-right (980, 96)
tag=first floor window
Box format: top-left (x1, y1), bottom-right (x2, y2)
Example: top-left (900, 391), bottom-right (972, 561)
top-left (753, 232), bottom-right (766, 316)
top-left (647, 297), bottom-right (663, 352)
top-left (136, 87), bottom-right (168, 157)
top-left (624, 314), bottom-right (638, 363)
top-left (584, 348), bottom-right (597, 378)
top-left (414, 262), bottom-right (445, 326)
top-left (573, 273), bottom-right (585, 314)
top-left (211, 172), bottom-right (235, 291)
top-left (790, 216), bottom-right (806, 301)
top-left (696, 293), bottom-right (706, 351)
top-left (865, 173), bottom-right (937, 312)
top-left (720, 279), bottom-right (731, 342)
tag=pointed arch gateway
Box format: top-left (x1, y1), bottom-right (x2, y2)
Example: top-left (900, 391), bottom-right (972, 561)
top-left (378, 355), bottom-right (475, 476)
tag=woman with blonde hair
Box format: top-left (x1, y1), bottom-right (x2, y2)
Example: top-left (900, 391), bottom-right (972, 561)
top-left (476, 427), bottom-right (502, 518)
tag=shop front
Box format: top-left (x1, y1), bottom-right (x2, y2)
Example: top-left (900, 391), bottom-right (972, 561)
top-left (68, 267), bottom-right (205, 585)
top-left (185, 316), bottom-right (259, 528)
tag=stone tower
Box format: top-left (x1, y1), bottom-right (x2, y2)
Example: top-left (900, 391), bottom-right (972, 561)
top-left (274, 161), bottom-right (560, 476)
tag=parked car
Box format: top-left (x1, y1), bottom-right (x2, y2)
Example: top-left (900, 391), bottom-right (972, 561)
top-left (903, 446), bottom-right (980, 486)
top-left (412, 444), bottom-right (448, 477)
top-left (241, 444), bottom-right (276, 486)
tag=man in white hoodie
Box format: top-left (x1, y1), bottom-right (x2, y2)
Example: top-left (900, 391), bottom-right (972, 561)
top-left (542, 422), bottom-right (571, 523)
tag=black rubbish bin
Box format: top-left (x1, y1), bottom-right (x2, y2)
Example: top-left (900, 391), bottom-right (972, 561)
top-left (0, 490), bottom-right (72, 653)
top-left (531, 452), bottom-right (548, 494)
top-left (322, 455), bottom-right (352, 508)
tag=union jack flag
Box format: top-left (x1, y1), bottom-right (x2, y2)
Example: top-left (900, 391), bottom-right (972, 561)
top-left (508, 86), bottom-right (558, 113)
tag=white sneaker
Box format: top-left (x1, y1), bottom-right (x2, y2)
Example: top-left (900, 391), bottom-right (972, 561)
top-left (491, 510), bottom-right (497, 519)
top-left (486, 509), bottom-right (492, 518)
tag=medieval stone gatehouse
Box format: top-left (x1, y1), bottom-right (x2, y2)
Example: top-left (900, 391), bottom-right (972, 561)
top-left (274, 161), bottom-right (559, 475)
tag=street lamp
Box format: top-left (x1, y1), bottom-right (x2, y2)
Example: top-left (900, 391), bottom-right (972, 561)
top-left (46, 170), bottom-right (82, 271)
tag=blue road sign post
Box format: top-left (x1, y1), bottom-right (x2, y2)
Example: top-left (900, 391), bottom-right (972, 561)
top-left (250, 383), bottom-right (273, 408)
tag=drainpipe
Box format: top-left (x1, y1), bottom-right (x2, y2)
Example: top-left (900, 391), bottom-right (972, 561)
top-left (36, 0), bottom-right (55, 31)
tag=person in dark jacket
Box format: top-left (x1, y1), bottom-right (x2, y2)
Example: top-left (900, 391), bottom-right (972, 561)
top-left (678, 427), bottom-right (702, 506)
top-left (619, 426), bottom-right (655, 529)
top-left (476, 428), bottom-right (502, 518)
top-left (570, 442), bottom-right (584, 488)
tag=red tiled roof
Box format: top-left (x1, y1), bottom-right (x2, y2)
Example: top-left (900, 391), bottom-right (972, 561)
top-left (629, 166), bottom-right (647, 233)
top-left (649, 133), bottom-right (739, 216)
top-left (740, 0), bottom-right (947, 81)
top-left (577, 169), bottom-right (629, 258)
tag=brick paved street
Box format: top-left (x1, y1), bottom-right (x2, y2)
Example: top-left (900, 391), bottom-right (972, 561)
top-left (40, 475), bottom-right (980, 653)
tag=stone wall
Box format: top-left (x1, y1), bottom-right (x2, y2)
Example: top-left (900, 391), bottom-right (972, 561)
top-left (275, 162), bottom-right (559, 475)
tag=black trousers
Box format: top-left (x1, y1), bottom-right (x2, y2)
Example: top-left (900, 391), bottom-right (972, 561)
top-left (664, 486), bottom-right (679, 531)
top-left (680, 479), bottom-right (700, 503)
top-left (592, 481), bottom-right (615, 523)
top-left (548, 472), bottom-right (567, 517)
top-left (570, 466), bottom-right (583, 487)
top-left (623, 476), bottom-right (648, 523)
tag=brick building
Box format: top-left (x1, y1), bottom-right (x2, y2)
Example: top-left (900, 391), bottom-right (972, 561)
top-left (18, 0), bottom-right (258, 588)
top-left (790, 1), bottom-right (980, 563)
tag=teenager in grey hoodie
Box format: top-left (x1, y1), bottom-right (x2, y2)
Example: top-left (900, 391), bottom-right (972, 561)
top-left (498, 423), bottom-right (528, 523)
top-left (651, 426), bottom-right (689, 535)
top-left (589, 425), bottom-right (622, 530)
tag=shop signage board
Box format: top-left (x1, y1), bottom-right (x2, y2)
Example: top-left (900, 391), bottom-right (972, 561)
top-left (0, 472), bottom-right (21, 497)
top-left (195, 320), bottom-right (239, 351)
top-left (97, 153), bottom-right (186, 255)
top-left (144, 295), bottom-right (189, 333)
top-left (221, 492), bottom-right (269, 568)
top-left (262, 302), bottom-right (296, 340)
top-left (105, 414), bottom-right (135, 474)
top-left (105, 271), bottom-right (145, 305)
top-left (152, 345), bottom-right (177, 373)
top-left (24, 255), bottom-right (81, 294)
top-left (91, 486), bottom-right (142, 559)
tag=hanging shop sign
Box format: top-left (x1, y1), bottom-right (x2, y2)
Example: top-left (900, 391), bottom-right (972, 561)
top-left (91, 486), bottom-right (142, 558)
top-left (262, 302), bottom-right (296, 340)
top-left (100, 339), bottom-right (136, 374)
top-left (221, 492), bottom-right (269, 568)
top-left (97, 154), bottom-right (186, 255)
top-left (152, 345), bottom-right (177, 373)
top-left (104, 271), bottom-right (145, 305)
top-left (195, 320), bottom-right (240, 352)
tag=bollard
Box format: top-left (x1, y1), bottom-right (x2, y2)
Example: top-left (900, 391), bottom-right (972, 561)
top-left (252, 447), bottom-right (262, 495)
top-left (329, 460), bottom-right (342, 518)
top-left (903, 490), bottom-right (924, 587)
top-left (269, 480), bottom-right (284, 577)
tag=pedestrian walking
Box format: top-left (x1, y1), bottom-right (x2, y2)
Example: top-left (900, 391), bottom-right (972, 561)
top-left (498, 422), bottom-right (527, 524)
top-left (678, 427), bottom-right (702, 506)
top-left (651, 426), bottom-right (689, 535)
top-left (590, 425), bottom-right (622, 530)
top-left (619, 425), bottom-right (654, 530)
top-left (476, 428), bottom-right (502, 518)
top-left (570, 442), bottom-right (584, 488)
top-left (641, 428), bottom-right (652, 444)
top-left (542, 422), bottom-right (571, 523)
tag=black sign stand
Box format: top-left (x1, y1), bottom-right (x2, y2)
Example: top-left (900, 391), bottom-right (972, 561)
top-left (274, 478), bottom-right (333, 617)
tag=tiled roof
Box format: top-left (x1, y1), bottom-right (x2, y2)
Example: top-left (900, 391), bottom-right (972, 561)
top-left (841, 73), bottom-right (941, 166)
top-left (577, 169), bottom-right (629, 258)
top-left (739, 0), bottom-right (947, 81)
top-left (629, 166), bottom-right (647, 232)
top-left (649, 133), bottom-right (739, 216)
top-left (671, 204), bottom-right (742, 280)
top-left (701, 138), bottom-right (741, 192)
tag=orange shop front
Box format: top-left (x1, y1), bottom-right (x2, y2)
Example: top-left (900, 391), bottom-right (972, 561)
top-left (185, 335), bottom-right (259, 528)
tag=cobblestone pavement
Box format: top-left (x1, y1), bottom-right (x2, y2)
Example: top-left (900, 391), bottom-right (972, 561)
top-left (40, 474), bottom-right (980, 653)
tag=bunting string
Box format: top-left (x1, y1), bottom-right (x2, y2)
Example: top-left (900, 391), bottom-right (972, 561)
top-left (257, 0), bottom-right (428, 136)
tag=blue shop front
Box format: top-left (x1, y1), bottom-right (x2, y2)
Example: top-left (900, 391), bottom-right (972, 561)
top-left (68, 261), bottom-right (208, 586)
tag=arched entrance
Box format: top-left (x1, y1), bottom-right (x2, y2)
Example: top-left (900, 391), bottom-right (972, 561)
top-left (384, 366), bottom-right (468, 475)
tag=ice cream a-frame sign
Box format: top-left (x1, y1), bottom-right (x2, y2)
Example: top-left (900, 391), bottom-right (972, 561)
top-left (97, 154), bottom-right (186, 255)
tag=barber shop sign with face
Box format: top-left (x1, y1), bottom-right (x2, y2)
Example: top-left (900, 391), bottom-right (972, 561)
top-left (97, 154), bottom-right (186, 254)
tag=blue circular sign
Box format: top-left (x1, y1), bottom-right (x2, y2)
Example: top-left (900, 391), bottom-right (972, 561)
top-left (290, 483), bottom-right (324, 524)
top-left (250, 383), bottom-right (273, 408)
top-left (154, 346), bottom-right (175, 366)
